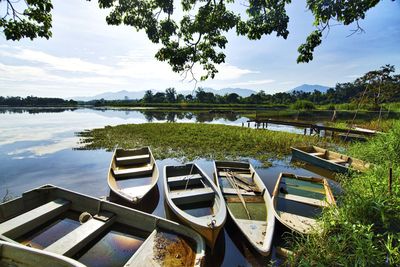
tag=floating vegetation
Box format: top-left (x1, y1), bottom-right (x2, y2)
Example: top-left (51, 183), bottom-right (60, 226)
top-left (77, 123), bottom-right (326, 163)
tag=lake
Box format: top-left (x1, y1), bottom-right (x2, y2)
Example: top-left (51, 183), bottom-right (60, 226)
top-left (0, 107), bottom-right (339, 266)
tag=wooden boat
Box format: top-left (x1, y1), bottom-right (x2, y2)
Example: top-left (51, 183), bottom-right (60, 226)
top-left (0, 185), bottom-right (205, 267)
top-left (164, 163), bottom-right (226, 249)
top-left (108, 147), bottom-right (159, 203)
top-left (0, 240), bottom-right (86, 267)
top-left (291, 145), bottom-right (370, 173)
top-left (272, 173), bottom-right (336, 234)
top-left (213, 161), bottom-right (275, 256)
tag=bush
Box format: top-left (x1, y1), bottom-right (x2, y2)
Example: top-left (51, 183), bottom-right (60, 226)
top-left (291, 100), bottom-right (315, 110)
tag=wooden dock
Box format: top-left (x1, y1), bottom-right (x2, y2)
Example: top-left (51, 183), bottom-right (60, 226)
top-left (244, 118), bottom-right (377, 138)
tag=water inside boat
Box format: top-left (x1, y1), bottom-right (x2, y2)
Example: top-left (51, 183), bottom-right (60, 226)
top-left (279, 176), bottom-right (326, 200)
top-left (74, 224), bottom-right (148, 267)
top-left (177, 201), bottom-right (214, 217)
top-left (276, 198), bottom-right (323, 218)
top-left (116, 176), bottom-right (153, 188)
top-left (17, 211), bottom-right (81, 249)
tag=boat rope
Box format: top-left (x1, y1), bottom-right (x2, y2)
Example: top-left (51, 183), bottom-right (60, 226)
top-left (226, 170), bottom-right (251, 220)
top-left (184, 164), bottom-right (196, 191)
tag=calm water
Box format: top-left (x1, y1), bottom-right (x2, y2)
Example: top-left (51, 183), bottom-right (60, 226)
top-left (0, 107), bottom-right (338, 266)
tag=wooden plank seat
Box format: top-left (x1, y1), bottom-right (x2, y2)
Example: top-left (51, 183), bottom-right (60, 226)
top-left (277, 211), bottom-right (317, 233)
top-left (115, 154), bottom-right (150, 166)
top-left (112, 165), bottom-right (153, 179)
top-left (170, 187), bottom-right (214, 205)
top-left (310, 152), bottom-right (325, 157)
top-left (222, 188), bottom-right (255, 196)
top-left (167, 174), bottom-right (202, 187)
top-left (0, 199), bottom-right (71, 239)
top-left (45, 212), bottom-right (115, 257)
top-left (279, 193), bottom-right (328, 207)
top-left (328, 158), bottom-right (348, 164)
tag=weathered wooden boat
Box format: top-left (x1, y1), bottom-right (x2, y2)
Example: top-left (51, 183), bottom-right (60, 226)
top-left (164, 163), bottom-right (226, 249)
top-left (0, 240), bottom-right (86, 267)
top-left (213, 161), bottom-right (275, 256)
top-left (272, 173), bottom-right (336, 234)
top-left (108, 147), bottom-right (159, 203)
top-left (291, 145), bottom-right (370, 173)
top-left (0, 185), bottom-right (205, 267)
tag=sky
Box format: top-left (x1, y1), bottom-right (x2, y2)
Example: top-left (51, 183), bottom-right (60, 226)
top-left (0, 0), bottom-right (399, 98)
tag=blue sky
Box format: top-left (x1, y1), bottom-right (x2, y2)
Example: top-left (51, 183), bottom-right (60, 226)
top-left (0, 0), bottom-right (399, 98)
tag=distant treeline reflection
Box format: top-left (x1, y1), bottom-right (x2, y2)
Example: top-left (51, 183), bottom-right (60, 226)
top-left (141, 110), bottom-right (240, 122)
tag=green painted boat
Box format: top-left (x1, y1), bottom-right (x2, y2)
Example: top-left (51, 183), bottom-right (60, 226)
top-left (272, 173), bottom-right (336, 234)
top-left (0, 185), bottom-right (205, 267)
top-left (291, 145), bottom-right (370, 173)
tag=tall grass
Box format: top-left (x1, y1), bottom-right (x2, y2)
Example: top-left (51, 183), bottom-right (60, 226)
top-left (289, 121), bottom-right (400, 266)
top-left (77, 123), bottom-right (326, 163)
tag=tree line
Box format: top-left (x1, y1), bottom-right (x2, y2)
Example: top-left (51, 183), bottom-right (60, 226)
top-left (140, 65), bottom-right (400, 107)
top-left (0, 96), bottom-right (78, 107)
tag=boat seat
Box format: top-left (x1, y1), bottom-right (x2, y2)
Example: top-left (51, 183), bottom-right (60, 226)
top-left (112, 164), bottom-right (153, 179)
top-left (115, 154), bottom-right (150, 166)
top-left (168, 174), bottom-right (202, 187)
top-left (170, 187), bottom-right (214, 205)
top-left (222, 188), bottom-right (255, 196)
top-left (310, 152), bottom-right (325, 157)
top-left (278, 193), bottom-right (328, 207)
top-left (0, 199), bottom-right (71, 239)
top-left (45, 212), bottom-right (115, 257)
top-left (328, 158), bottom-right (347, 164)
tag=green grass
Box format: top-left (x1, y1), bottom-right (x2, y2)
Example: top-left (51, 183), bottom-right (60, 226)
top-left (288, 121), bottom-right (400, 266)
top-left (77, 123), bottom-right (326, 163)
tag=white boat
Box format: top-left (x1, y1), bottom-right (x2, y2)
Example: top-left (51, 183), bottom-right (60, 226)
top-left (0, 185), bottom-right (205, 267)
top-left (213, 161), bottom-right (275, 256)
top-left (164, 163), bottom-right (226, 249)
top-left (108, 147), bottom-right (159, 203)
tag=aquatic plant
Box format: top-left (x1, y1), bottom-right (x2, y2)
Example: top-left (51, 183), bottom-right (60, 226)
top-left (77, 123), bottom-right (325, 163)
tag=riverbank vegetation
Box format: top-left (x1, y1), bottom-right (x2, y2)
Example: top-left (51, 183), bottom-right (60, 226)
top-left (0, 96), bottom-right (77, 107)
top-left (289, 121), bottom-right (400, 266)
top-left (92, 65), bottom-right (399, 111)
top-left (77, 123), bottom-right (325, 163)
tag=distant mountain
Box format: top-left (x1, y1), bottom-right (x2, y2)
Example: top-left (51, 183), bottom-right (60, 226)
top-left (72, 87), bottom-right (257, 101)
top-left (72, 90), bottom-right (149, 101)
top-left (287, 84), bottom-right (331, 93)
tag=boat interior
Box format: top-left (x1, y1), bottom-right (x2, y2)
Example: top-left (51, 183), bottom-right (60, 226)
top-left (110, 147), bottom-right (157, 199)
top-left (273, 173), bottom-right (334, 233)
top-left (165, 164), bottom-right (217, 217)
top-left (0, 186), bottom-right (201, 267)
top-left (307, 146), bottom-right (351, 166)
top-left (214, 162), bottom-right (268, 246)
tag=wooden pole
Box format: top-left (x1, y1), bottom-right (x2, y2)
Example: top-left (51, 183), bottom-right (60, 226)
top-left (248, 122), bottom-right (250, 128)
top-left (304, 128), bottom-right (306, 135)
top-left (389, 166), bottom-right (393, 195)
top-left (242, 122), bottom-right (244, 127)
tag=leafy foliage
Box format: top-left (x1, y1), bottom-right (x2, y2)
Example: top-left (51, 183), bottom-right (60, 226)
top-left (0, 0), bottom-right (53, 40)
top-left (1, 0), bottom-right (393, 79)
